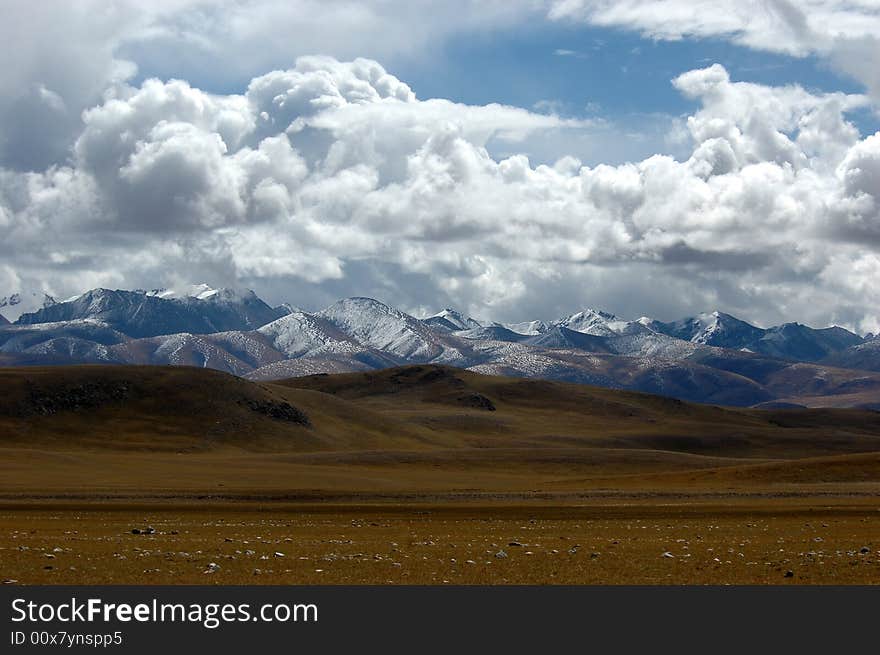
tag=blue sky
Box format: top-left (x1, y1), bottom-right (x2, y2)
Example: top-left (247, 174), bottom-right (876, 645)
top-left (400, 22), bottom-right (878, 148)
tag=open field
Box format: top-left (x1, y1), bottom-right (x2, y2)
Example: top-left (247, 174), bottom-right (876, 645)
top-left (1, 502), bottom-right (878, 585)
top-left (1, 364), bottom-right (879, 584)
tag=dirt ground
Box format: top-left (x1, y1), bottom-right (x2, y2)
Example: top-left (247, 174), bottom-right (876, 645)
top-left (2, 500), bottom-right (878, 585)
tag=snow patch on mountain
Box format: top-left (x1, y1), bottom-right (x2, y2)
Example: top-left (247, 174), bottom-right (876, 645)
top-left (258, 310), bottom-right (361, 358)
top-left (423, 308), bottom-right (484, 332)
top-left (317, 297), bottom-right (452, 361)
top-left (557, 309), bottom-right (621, 337)
top-left (147, 283), bottom-right (221, 300)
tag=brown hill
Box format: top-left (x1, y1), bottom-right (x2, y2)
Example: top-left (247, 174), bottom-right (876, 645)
top-left (2, 364), bottom-right (880, 498)
top-left (0, 365), bottom-right (314, 452)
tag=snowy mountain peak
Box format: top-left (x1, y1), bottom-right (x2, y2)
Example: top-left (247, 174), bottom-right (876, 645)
top-left (0, 291), bottom-right (57, 321)
top-left (16, 286), bottom-right (283, 337)
top-left (146, 284), bottom-right (258, 303)
top-left (318, 297), bottom-right (453, 361)
top-left (653, 311), bottom-right (764, 348)
top-left (148, 284), bottom-right (215, 300)
top-left (635, 316), bottom-right (664, 332)
top-left (556, 308), bottom-right (646, 337)
top-left (258, 309), bottom-right (358, 358)
top-left (425, 308), bottom-right (483, 332)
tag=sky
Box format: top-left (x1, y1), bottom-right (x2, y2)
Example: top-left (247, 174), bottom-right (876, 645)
top-left (2, 0), bottom-right (880, 332)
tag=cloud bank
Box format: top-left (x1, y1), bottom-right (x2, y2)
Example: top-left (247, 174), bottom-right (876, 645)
top-left (2, 53), bottom-right (879, 333)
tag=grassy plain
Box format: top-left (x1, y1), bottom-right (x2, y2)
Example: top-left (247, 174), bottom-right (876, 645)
top-left (1, 364), bottom-right (878, 584)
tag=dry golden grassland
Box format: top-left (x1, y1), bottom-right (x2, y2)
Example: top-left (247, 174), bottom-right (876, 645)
top-left (1, 364), bottom-right (879, 584)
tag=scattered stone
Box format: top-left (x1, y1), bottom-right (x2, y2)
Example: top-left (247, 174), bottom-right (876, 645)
top-left (3, 579), bottom-right (18, 584)
top-left (253, 569), bottom-right (262, 576)
top-left (784, 570), bottom-right (794, 578)
top-left (662, 552), bottom-right (675, 558)
top-left (860, 547), bottom-right (871, 554)
top-left (568, 545), bottom-right (579, 555)
top-left (508, 541), bottom-right (523, 547)
top-left (204, 562), bottom-right (221, 574)
top-left (274, 552), bottom-right (285, 558)
top-left (495, 550), bottom-right (508, 559)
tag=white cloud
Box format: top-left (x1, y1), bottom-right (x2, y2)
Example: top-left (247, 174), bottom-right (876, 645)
top-left (1, 53), bottom-right (879, 331)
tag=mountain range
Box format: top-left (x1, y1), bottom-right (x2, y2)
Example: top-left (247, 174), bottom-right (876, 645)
top-left (1, 284), bottom-right (878, 408)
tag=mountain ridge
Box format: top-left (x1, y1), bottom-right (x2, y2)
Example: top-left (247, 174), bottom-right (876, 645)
top-left (1, 285), bottom-right (875, 408)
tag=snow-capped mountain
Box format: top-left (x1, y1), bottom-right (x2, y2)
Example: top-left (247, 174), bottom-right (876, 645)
top-left (556, 308), bottom-right (646, 337)
top-left (0, 313), bottom-right (8, 325)
top-left (648, 311), bottom-right (862, 361)
top-left (15, 287), bottom-right (285, 338)
top-left (651, 311), bottom-right (765, 348)
top-left (422, 308), bottom-right (484, 332)
top-left (2, 285), bottom-right (876, 408)
top-left (317, 297), bottom-right (464, 362)
top-left (507, 307), bottom-right (650, 338)
top-left (146, 283), bottom-right (222, 300)
top-left (257, 310), bottom-right (362, 358)
top-left (0, 291), bottom-right (57, 322)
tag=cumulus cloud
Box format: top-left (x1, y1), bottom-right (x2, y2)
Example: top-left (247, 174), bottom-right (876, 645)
top-left (1, 54), bottom-right (879, 332)
top-left (0, 0), bottom-right (543, 171)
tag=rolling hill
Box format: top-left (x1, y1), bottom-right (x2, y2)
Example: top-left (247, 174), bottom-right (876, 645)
top-left (3, 364), bottom-right (880, 487)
